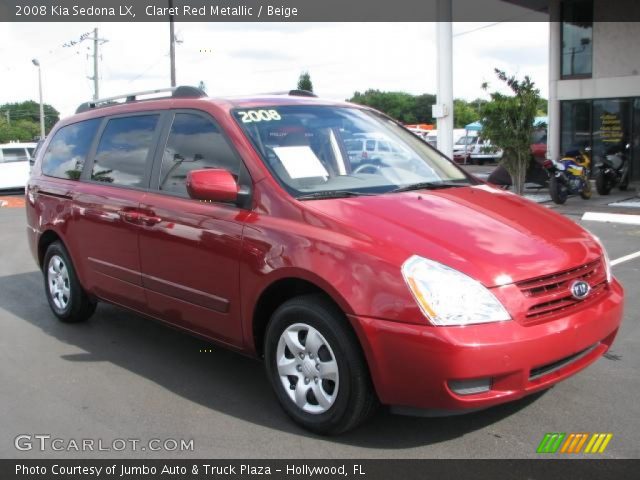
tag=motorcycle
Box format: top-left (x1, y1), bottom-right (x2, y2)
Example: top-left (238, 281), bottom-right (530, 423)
top-left (595, 144), bottom-right (630, 195)
top-left (545, 148), bottom-right (592, 205)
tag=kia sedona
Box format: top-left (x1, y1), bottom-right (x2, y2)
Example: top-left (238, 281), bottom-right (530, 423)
top-left (25, 86), bottom-right (624, 434)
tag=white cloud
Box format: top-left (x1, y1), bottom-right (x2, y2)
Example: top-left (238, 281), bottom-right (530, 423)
top-left (0, 22), bottom-right (548, 119)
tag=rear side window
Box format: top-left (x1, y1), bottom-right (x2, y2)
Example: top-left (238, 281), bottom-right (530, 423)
top-left (41, 119), bottom-right (100, 179)
top-left (91, 115), bottom-right (159, 187)
top-left (365, 140), bottom-right (375, 151)
top-left (1, 148), bottom-right (28, 163)
top-left (158, 113), bottom-right (240, 196)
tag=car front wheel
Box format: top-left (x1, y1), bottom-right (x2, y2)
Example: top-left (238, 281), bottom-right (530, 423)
top-left (264, 294), bottom-right (377, 434)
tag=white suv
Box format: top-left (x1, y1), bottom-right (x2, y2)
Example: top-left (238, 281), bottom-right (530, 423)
top-left (0, 142), bottom-right (37, 190)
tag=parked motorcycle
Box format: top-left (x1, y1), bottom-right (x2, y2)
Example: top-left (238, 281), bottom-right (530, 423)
top-left (595, 144), bottom-right (630, 195)
top-left (545, 148), bottom-right (592, 205)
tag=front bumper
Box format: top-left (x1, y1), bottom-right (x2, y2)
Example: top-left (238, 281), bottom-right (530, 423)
top-left (349, 279), bottom-right (623, 413)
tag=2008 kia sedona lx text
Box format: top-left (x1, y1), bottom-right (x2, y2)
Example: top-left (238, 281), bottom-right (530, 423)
top-left (25, 86), bottom-right (624, 434)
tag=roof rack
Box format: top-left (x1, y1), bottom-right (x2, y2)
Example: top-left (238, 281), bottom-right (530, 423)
top-left (261, 89), bottom-right (318, 98)
top-left (288, 89), bottom-right (317, 97)
top-left (75, 85), bottom-right (207, 114)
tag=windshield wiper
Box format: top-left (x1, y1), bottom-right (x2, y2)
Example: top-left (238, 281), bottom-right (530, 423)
top-left (297, 190), bottom-right (376, 201)
top-left (390, 181), bottom-right (471, 193)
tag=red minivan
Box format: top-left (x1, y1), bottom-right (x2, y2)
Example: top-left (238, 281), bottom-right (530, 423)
top-left (26, 87), bottom-right (623, 434)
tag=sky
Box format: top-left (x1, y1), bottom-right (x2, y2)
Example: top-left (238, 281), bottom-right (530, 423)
top-left (0, 21), bottom-right (548, 118)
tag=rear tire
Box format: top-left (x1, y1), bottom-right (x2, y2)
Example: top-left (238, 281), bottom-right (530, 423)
top-left (549, 176), bottom-right (568, 204)
top-left (43, 241), bottom-right (96, 323)
top-left (595, 171), bottom-right (612, 195)
top-left (264, 294), bottom-right (377, 435)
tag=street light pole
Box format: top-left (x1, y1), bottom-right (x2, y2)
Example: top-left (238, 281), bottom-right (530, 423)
top-left (32, 59), bottom-right (45, 139)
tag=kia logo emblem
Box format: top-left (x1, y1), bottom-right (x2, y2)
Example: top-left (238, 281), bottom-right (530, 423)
top-left (570, 280), bottom-right (591, 300)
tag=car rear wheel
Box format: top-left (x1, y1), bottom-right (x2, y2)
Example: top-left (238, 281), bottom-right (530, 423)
top-left (43, 241), bottom-right (96, 323)
top-left (264, 294), bottom-right (377, 434)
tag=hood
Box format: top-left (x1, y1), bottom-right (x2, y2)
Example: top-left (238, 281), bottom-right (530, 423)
top-left (304, 185), bottom-right (602, 287)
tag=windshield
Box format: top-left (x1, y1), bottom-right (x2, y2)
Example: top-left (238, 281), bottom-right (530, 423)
top-left (455, 135), bottom-right (477, 146)
top-left (233, 106), bottom-right (470, 198)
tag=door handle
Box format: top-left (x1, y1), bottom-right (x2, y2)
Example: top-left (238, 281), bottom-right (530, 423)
top-left (118, 210), bottom-right (143, 223)
top-left (140, 215), bottom-right (162, 226)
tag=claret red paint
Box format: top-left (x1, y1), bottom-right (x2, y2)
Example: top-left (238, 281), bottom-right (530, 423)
top-left (26, 87), bottom-right (623, 434)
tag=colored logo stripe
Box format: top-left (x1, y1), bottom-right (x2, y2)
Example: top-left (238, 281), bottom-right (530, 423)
top-left (537, 433), bottom-right (566, 453)
top-left (560, 433), bottom-right (589, 453)
top-left (584, 433), bottom-right (613, 454)
top-left (537, 433), bottom-right (613, 454)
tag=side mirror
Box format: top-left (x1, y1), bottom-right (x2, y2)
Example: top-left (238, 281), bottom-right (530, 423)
top-left (186, 169), bottom-right (238, 203)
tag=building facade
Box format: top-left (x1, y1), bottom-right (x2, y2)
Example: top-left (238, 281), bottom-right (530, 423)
top-left (547, 0), bottom-right (640, 180)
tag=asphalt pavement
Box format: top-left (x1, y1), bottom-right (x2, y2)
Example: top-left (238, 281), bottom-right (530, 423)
top-left (1, 194), bottom-right (638, 459)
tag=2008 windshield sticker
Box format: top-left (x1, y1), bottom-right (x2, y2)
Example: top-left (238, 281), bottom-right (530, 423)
top-left (238, 109), bottom-right (281, 123)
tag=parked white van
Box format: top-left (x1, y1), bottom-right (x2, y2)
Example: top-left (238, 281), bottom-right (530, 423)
top-left (0, 142), bottom-right (37, 190)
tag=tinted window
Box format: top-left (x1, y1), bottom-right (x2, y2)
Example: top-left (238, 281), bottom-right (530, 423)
top-left (41, 119), bottom-right (100, 179)
top-left (91, 115), bottom-right (159, 186)
top-left (365, 140), bottom-right (375, 151)
top-left (378, 141), bottom-right (390, 152)
top-left (345, 139), bottom-right (362, 152)
top-left (561, 0), bottom-right (593, 77)
top-left (158, 113), bottom-right (240, 196)
top-left (1, 148), bottom-right (28, 163)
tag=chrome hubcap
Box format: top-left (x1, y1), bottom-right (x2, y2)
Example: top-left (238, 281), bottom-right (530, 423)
top-left (47, 255), bottom-right (70, 311)
top-left (276, 323), bottom-right (339, 414)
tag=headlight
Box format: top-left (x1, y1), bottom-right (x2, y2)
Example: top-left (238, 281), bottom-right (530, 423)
top-left (593, 236), bottom-right (612, 283)
top-left (401, 255), bottom-right (511, 326)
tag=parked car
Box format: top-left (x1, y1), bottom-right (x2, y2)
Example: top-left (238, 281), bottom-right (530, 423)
top-left (26, 86), bottom-right (623, 435)
top-left (0, 142), bottom-right (37, 190)
top-left (452, 135), bottom-right (477, 163)
top-left (345, 134), bottom-right (411, 167)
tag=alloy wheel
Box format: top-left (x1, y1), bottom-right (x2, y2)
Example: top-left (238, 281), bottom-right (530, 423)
top-left (276, 323), bottom-right (339, 414)
top-left (47, 254), bottom-right (70, 311)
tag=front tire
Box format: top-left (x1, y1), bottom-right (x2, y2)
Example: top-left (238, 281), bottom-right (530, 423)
top-left (43, 241), bottom-right (96, 323)
top-left (264, 294), bottom-right (377, 435)
top-left (549, 176), bottom-right (568, 204)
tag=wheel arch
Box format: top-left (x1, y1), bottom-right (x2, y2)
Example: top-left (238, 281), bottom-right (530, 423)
top-left (251, 275), bottom-right (356, 358)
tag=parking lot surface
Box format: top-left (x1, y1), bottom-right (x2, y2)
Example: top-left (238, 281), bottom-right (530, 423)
top-left (1, 193), bottom-right (638, 459)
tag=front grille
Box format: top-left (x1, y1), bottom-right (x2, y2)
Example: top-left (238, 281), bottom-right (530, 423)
top-left (529, 343), bottom-right (599, 380)
top-left (516, 258), bottom-right (608, 323)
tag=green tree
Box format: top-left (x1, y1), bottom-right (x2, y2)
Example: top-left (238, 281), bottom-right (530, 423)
top-left (454, 99), bottom-right (478, 128)
top-left (297, 71), bottom-right (313, 92)
top-left (0, 100), bottom-right (59, 133)
top-left (348, 90), bottom-right (435, 124)
top-left (481, 69), bottom-right (541, 195)
top-left (536, 97), bottom-right (548, 116)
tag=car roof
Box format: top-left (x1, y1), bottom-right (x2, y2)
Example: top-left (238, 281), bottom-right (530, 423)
top-left (60, 93), bottom-right (364, 129)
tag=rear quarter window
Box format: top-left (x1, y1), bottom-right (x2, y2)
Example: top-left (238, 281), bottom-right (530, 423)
top-left (42, 119), bottom-right (101, 179)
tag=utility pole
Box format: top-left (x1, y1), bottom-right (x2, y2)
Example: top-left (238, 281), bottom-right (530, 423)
top-left (88, 28), bottom-right (108, 100)
top-left (93, 28), bottom-right (99, 99)
top-left (4, 110), bottom-right (9, 125)
top-left (169, 0), bottom-right (176, 86)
